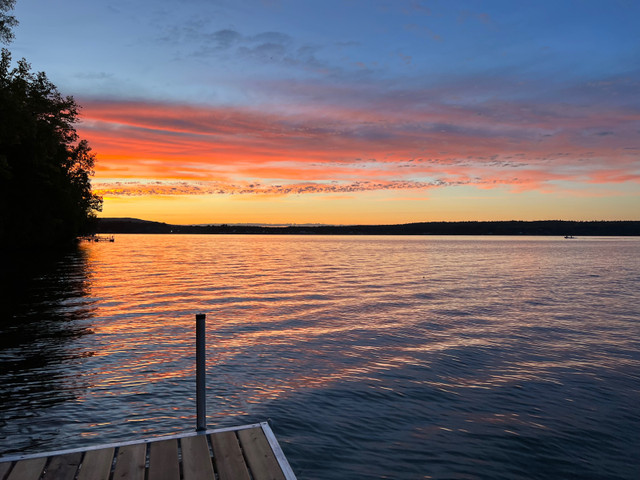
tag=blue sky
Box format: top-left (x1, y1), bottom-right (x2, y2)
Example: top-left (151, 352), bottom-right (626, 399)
top-left (13, 0), bottom-right (639, 103)
top-left (8, 0), bottom-right (640, 223)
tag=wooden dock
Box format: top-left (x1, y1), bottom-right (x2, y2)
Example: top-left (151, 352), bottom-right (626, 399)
top-left (0, 422), bottom-right (296, 480)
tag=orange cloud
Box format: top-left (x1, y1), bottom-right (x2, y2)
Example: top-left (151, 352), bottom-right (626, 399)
top-left (78, 97), bottom-right (640, 197)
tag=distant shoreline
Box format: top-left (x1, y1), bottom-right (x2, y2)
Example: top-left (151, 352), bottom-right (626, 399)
top-left (95, 218), bottom-right (640, 236)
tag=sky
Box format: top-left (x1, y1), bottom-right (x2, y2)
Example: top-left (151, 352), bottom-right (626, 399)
top-left (10, 0), bottom-right (640, 224)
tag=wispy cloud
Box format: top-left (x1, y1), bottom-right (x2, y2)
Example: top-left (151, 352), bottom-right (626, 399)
top-left (93, 179), bottom-right (452, 197)
top-left (80, 77), bottom-right (640, 198)
top-left (156, 22), bottom-right (331, 75)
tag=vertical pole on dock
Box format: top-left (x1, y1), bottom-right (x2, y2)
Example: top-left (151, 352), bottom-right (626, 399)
top-left (196, 313), bottom-right (206, 431)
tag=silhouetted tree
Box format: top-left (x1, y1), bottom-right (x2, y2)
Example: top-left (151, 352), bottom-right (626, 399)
top-left (1, 30), bottom-right (102, 248)
top-left (0, 0), bottom-right (17, 44)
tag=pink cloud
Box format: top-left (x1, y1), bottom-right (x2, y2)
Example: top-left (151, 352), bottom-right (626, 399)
top-left (78, 94), bottom-right (640, 197)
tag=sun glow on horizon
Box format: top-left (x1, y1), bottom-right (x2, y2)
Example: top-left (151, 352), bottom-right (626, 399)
top-left (98, 183), bottom-right (640, 225)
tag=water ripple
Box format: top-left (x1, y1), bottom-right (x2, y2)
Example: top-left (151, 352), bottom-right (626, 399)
top-left (1, 235), bottom-right (639, 479)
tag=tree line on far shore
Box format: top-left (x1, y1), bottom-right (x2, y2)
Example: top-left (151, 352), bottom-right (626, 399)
top-left (96, 218), bottom-right (640, 236)
top-left (0, 0), bottom-right (102, 250)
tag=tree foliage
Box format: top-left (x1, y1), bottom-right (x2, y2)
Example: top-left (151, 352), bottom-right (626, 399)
top-left (0, 48), bottom-right (103, 249)
top-left (0, 0), bottom-right (17, 44)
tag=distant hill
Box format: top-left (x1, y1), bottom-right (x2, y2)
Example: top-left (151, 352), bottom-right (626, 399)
top-left (96, 218), bottom-right (640, 236)
top-left (97, 217), bottom-right (174, 233)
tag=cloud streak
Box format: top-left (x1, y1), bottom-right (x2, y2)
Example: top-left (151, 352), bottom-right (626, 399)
top-left (79, 78), bottom-right (640, 198)
top-left (93, 179), bottom-right (451, 197)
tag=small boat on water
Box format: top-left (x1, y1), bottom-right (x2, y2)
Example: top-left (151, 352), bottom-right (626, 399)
top-left (564, 235), bottom-right (576, 239)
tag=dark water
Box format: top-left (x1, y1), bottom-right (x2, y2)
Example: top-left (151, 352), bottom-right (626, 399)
top-left (0, 235), bottom-right (639, 479)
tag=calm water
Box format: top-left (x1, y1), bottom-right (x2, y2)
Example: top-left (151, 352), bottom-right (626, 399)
top-left (0, 235), bottom-right (639, 479)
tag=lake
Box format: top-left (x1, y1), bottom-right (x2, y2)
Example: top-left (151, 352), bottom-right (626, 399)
top-left (0, 235), bottom-right (639, 479)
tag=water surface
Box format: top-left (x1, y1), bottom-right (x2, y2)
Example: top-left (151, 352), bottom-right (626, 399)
top-left (0, 235), bottom-right (638, 479)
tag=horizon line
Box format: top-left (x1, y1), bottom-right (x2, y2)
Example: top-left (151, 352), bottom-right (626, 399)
top-left (97, 216), bottom-right (640, 228)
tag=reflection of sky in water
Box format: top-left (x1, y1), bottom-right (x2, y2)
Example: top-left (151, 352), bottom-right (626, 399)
top-left (1, 236), bottom-right (639, 478)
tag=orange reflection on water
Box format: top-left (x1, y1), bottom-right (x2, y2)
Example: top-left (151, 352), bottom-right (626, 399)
top-left (69, 234), bottom-right (640, 431)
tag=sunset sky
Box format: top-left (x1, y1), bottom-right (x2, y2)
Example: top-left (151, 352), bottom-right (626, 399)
top-left (11, 0), bottom-right (640, 224)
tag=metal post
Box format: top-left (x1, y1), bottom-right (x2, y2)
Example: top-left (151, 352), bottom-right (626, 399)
top-left (196, 313), bottom-right (206, 431)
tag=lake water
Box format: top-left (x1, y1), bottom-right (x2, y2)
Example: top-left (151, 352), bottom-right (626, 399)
top-left (0, 235), bottom-right (639, 479)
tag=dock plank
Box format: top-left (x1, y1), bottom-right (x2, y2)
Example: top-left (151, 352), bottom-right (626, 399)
top-left (6, 457), bottom-right (46, 480)
top-left (238, 427), bottom-right (286, 480)
top-left (77, 447), bottom-right (114, 480)
top-left (181, 435), bottom-right (214, 480)
top-left (148, 439), bottom-right (180, 480)
top-left (210, 431), bottom-right (251, 480)
top-left (0, 462), bottom-right (13, 479)
top-left (42, 452), bottom-right (82, 480)
top-left (112, 443), bottom-right (146, 480)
